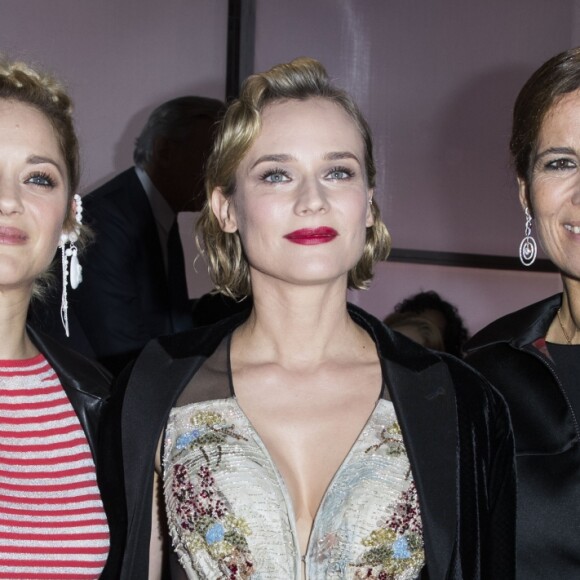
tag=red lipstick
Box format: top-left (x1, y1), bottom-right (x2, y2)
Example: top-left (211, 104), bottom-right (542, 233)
top-left (284, 227), bottom-right (338, 245)
top-left (0, 227), bottom-right (27, 245)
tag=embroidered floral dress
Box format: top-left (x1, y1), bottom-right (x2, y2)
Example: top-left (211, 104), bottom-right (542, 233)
top-left (163, 395), bottom-right (424, 579)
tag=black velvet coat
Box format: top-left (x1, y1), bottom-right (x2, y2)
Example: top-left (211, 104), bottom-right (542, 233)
top-left (106, 305), bottom-right (516, 579)
top-left (26, 326), bottom-right (119, 579)
top-left (466, 293), bottom-right (580, 579)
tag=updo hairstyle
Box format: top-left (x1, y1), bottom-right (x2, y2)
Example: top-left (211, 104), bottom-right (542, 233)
top-left (198, 56), bottom-right (391, 299)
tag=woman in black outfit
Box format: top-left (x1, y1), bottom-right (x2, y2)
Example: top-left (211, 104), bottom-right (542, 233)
top-left (466, 46), bottom-right (580, 578)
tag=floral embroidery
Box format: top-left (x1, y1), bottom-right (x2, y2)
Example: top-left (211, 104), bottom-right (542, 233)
top-left (175, 410), bottom-right (248, 466)
top-left (353, 482), bottom-right (424, 579)
top-left (365, 421), bottom-right (406, 456)
top-left (168, 411), bottom-right (255, 579)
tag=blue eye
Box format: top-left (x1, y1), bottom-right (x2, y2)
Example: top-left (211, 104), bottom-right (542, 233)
top-left (26, 172), bottom-right (55, 187)
top-left (327, 167), bottom-right (354, 180)
top-left (260, 168), bottom-right (290, 183)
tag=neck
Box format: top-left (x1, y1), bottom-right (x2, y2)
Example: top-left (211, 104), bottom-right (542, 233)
top-left (233, 277), bottom-right (372, 369)
top-left (553, 278), bottom-right (580, 345)
top-left (0, 289), bottom-right (37, 359)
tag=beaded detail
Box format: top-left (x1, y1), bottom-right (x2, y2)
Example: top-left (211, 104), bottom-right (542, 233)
top-left (163, 399), bottom-right (424, 579)
top-left (353, 482), bottom-right (423, 578)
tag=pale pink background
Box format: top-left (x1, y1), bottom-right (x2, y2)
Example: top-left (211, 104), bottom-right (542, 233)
top-left (1, 0), bottom-right (572, 335)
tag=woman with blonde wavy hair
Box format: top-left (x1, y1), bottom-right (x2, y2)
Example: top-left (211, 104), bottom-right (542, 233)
top-left (0, 57), bottom-right (116, 578)
top-left (114, 57), bottom-right (515, 579)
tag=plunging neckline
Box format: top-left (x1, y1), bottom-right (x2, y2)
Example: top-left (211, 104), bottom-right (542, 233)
top-left (224, 332), bottom-right (385, 564)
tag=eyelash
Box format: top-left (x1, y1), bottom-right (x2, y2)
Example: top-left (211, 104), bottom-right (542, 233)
top-left (26, 171), bottom-right (56, 188)
top-left (260, 167), bottom-right (290, 182)
top-left (327, 166), bottom-right (355, 179)
top-left (544, 158), bottom-right (576, 171)
top-left (259, 165), bottom-right (356, 182)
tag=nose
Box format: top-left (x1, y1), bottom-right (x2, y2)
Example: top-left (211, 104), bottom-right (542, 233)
top-left (294, 177), bottom-right (329, 215)
top-left (0, 177), bottom-right (24, 216)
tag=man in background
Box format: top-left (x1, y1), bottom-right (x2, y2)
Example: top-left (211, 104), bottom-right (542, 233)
top-left (74, 96), bottom-right (224, 374)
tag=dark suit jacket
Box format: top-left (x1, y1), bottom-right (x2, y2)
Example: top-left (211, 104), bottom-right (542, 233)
top-left (105, 305), bottom-right (516, 579)
top-left (466, 294), bottom-right (580, 578)
top-left (73, 168), bottom-right (192, 374)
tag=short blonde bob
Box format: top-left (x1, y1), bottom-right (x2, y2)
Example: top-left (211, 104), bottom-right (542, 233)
top-left (198, 57), bottom-right (391, 299)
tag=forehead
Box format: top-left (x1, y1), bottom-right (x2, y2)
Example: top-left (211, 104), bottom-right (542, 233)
top-left (539, 89), bottom-right (580, 142)
top-left (255, 97), bottom-right (364, 150)
top-left (0, 98), bottom-right (60, 149)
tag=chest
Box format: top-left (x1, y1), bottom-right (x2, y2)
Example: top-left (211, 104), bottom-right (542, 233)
top-left (233, 363), bottom-right (383, 518)
top-left (162, 398), bottom-right (424, 579)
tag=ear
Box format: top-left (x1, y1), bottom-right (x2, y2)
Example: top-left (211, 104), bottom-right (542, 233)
top-left (211, 187), bottom-right (237, 233)
top-left (366, 188), bottom-right (375, 227)
top-left (517, 177), bottom-right (531, 215)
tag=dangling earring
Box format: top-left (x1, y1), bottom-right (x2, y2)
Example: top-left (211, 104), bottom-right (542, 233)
top-left (59, 194), bottom-right (83, 337)
top-left (519, 206), bottom-right (537, 267)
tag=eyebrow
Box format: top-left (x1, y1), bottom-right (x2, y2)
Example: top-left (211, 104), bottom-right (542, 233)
top-left (249, 154), bottom-right (296, 170)
top-left (26, 155), bottom-right (65, 174)
top-left (249, 151), bottom-right (361, 170)
top-left (534, 146), bottom-right (577, 164)
top-left (323, 151), bottom-right (361, 164)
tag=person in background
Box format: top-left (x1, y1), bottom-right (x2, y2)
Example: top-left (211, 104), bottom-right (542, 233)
top-left (74, 96), bottom-right (225, 374)
top-left (384, 311), bottom-right (445, 351)
top-left (111, 56), bottom-right (515, 579)
top-left (392, 290), bottom-right (469, 357)
top-left (465, 46), bottom-right (580, 578)
top-left (0, 57), bottom-right (117, 578)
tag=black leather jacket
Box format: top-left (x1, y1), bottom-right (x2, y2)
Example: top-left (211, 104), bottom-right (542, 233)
top-left (27, 325), bottom-right (118, 579)
top-left (465, 294), bottom-right (580, 579)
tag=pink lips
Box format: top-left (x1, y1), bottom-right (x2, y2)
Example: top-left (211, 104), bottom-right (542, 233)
top-left (0, 227), bottom-right (27, 245)
top-left (284, 227), bottom-right (338, 245)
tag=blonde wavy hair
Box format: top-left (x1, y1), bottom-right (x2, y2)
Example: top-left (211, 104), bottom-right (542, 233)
top-left (0, 56), bottom-right (87, 296)
top-left (197, 57), bottom-right (391, 299)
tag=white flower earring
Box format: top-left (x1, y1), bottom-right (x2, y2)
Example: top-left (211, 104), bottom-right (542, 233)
top-left (59, 194), bottom-right (83, 337)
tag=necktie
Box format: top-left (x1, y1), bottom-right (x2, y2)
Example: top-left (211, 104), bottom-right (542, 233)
top-left (167, 220), bottom-right (192, 332)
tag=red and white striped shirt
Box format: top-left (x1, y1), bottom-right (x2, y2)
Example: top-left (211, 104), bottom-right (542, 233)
top-left (0, 354), bottom-right (109, 579)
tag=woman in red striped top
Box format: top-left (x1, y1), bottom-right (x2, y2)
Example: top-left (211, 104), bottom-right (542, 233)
top-left (0, 58), bottom-right (114, 579)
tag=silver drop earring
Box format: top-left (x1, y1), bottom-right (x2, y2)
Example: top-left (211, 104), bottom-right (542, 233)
top-left (519, 206), bottom-right (537, 267)
top-left (59, 194), bottom-right (83, 337)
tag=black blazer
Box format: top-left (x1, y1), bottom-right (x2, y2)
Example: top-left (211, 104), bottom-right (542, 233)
top-left (466, 294), bottom-right (580, 578)
top-left (26, 325), bottom-right (120, 579)
top-left (73, 168), bottom-right (192, 374)
top-left (106, 305), bottom-right (516, 579)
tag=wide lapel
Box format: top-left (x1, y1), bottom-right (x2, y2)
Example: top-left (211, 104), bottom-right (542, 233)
top-left (347, 303), bottom-right (458, 577)
top-left (120, 312), bottom-right (249, 579)
top-left (384, 357), bottom-right (458, 578)
top-left (121, 340), bottom-right (203, 578)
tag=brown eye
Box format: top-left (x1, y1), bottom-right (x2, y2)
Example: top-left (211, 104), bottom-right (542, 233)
top-left (546, 158), bottom-right (575, 171)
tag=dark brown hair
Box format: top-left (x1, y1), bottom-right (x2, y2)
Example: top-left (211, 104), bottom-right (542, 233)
top-left (511, 47), bottom-right (580, 202)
